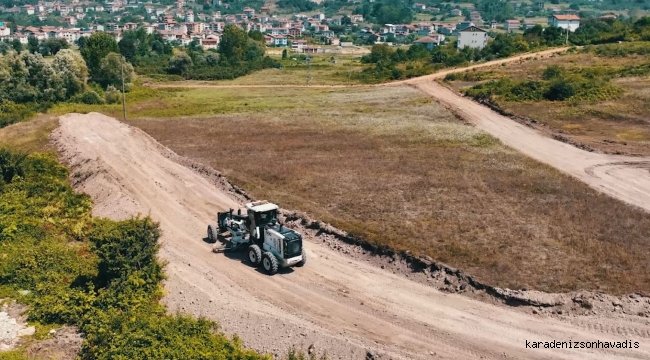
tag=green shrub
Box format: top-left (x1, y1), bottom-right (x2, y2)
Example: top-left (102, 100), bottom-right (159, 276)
top-left (0, 101), bottom-right (35, 128)
top-left (545, 78), bottom-right (577, 101)
top-left (542, 65), bottom-right (565, 80)
top-left (72, 90), bottom-right (105, 105)
top-left (0, 148), bottom-right (276, 360)
top-left (104, 86), bottom-right (121, 104)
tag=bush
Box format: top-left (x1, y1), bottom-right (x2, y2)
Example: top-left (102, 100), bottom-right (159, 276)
top-left (545, 78), bottom-right (578, 101)
top-left (72, 90), bottom-right (105, 105)
top-left (542, 65), bottom-right (565, 80)
top-left (104, 86), bottom-right (121, 104)
top-left (0, 149), bottom-right (274, 360)
top-left (0, 101), bottom-right (35, 128)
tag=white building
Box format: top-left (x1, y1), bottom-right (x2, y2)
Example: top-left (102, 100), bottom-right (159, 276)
top-left (457, 25), bottom-right (487, 50)
top-left (185, 10), bottom-right (194, 23)
top-left (548, 14), bottom-right (580, 32)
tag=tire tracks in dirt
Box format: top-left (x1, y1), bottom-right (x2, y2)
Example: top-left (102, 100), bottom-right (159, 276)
top-left (51, 113), bottom-right (650, 360)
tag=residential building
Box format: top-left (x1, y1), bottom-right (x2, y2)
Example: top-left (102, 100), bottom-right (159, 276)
top-left (289, 27), bottom-right (302, 37)
top-left (268, 27), bottom-right (288, 35)
top-left (414, 34), bottom-right (444, 50)
top-left (599, 13), bottom-right (617, 20)
top-left (64, 16), bottom-right (77, 26)
top-left (504, 19), bottom-right (520, 31)
top-left (438, 25), bottom-right (454, 35)
top-left (413, 3), bottom-right (426, 11)
top-left (522, 22), bottom-right (537, 30)
top-left (417, 23), bottom-right (435, 36)
top-left (267, 34), bottom-right (287, 46)
top-left (243, 7), bottom-right (254, 17)
top-left (291, 39), bottom-right (307, 51)
top-left (22, 5), bottom-right (35, 15)
top-left (548, 14), bottom-right (580, 32)
top-left (186, 10), bottom-right (194, 23)
top-left (457, 25), bottom-right (487, 49)
top-left (201, 33), bottom-right (220, 49)
top-left (489, 20), bottom-right (497, 29)
top-left (456, 21), bottom-right (474, 31)
top-left (449, 8), bottom-right (462, 17)
top-left (350, 14), bottom-right (363, 23)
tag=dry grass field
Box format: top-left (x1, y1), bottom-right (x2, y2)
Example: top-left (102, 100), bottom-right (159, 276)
top-left (446, 48), bottom-right (650, 155)
top-left (0, 114), bottom-right (58, 153)
top-left (122, 85), bottom-right (650, 295)
top-left (144, 53), bottom-right (369, 86)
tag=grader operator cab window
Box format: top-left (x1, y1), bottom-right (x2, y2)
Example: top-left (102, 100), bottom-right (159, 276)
top-left (257, 210), bottom-right (278, 227)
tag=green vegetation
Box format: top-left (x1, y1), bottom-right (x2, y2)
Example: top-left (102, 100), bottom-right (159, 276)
top-left (116, 26), bottom-right (279, 81)
top-left (0, 148), bottom-right (271, 359)
top-left (277, 0), bottom-right (318, 12)
top-left (461, 64), bottom-right (626, 103)
top-left (444, 41), bottom-right (650, 155)
top-left (459, 42), bottom-right (650, 104)
top-left (359, 17), bottom-right (650, 83)
top-left (0, 50), bottom-right (88, 128)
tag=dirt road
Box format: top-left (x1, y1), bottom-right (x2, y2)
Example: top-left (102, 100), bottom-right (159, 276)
top-left (414, 81), bottom-right (650, 213)
top-left (52, 113), bottom-right (650, 360)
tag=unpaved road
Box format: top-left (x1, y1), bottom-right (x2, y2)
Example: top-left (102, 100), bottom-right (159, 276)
top-left (414, 81), bottom-right (650, 213)
top-left (52, 113), bottom-right (650, 360)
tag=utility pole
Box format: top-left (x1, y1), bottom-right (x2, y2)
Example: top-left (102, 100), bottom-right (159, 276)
top-left (306, 56), bottom-right (312, 86)
top-left (565, 27), bottom-right (569, 45)
top-left (120, 56), bottom-right (126, 120)
top-left (348, 57), bottom-right (352, 85)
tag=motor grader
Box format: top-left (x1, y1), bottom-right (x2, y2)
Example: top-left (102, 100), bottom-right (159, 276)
top-left (208, 201), bottom-right (306, 275)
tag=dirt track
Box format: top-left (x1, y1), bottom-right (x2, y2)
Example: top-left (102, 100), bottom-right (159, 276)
top-left (52, 113), bottom-right (650, 360)
top-left (413, 81), bottom-right (650, 213)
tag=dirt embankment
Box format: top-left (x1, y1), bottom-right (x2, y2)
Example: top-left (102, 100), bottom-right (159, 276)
top-left (50, 113), bottom-right (650, 360)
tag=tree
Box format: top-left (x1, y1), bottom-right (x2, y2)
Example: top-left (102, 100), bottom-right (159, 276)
top-left (42, 38), bottom-right (68, 56)
top-left (11, 39), bottom-right (22, 52)
top-left (81, 32), bottom-right (119, 81)
top-left (118, 37), bottom-right (137, 64)
top-left (53, 49), bottom-right (88, 99)
top-left (282, 49), bottom-right (288, 59)
top-left (168, 52), bottom-right (193, 76)
top-left (205, 52), bottom-right (218, 66)
top-left (98, 52), bottom-right (134, 90)
top-left (76, 36), bottom-right (86, 49)
top-left (248, 30), bottom-right (264, 42)
top-left (27, 36), bottom-right (39, 54)
top-left (218, 25), bottom-right (251, 64)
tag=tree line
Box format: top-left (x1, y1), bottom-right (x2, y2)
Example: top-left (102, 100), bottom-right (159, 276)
top-left (0, 25), bottom-right (279, 127)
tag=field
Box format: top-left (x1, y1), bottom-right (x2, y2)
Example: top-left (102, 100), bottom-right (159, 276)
top-left (93, 84), bottom-right (650, 295)
top-left (143, 53), bottom-right (369, 86)
top-left (0, 114), bottom-right (58, 153)
top-left (444, 44), bottom-right (650, 155)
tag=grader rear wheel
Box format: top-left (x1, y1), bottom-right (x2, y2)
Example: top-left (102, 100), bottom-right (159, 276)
top-left (207, 225), bottom-right (218, 243)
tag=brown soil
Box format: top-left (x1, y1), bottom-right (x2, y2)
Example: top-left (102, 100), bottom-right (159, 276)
top-left (50, 113), bottom-right (650, 360)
